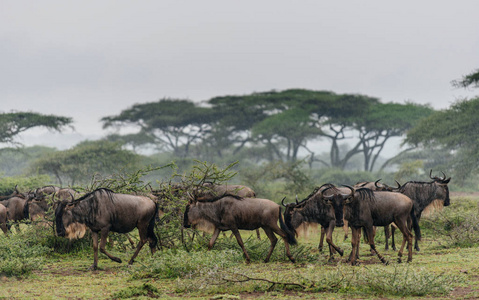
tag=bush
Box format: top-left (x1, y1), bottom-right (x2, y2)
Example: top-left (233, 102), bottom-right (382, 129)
top-left (0, 227), bottom-right (52, 277)
top-left (0, 175), bottom-right (51, 195)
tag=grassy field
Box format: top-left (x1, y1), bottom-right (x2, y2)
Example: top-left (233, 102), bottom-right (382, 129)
top-left (1, 193), bottom-right (479, 299)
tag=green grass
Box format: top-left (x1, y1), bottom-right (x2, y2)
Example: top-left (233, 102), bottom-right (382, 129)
top-left (1, 194), bottom-right (479, 299)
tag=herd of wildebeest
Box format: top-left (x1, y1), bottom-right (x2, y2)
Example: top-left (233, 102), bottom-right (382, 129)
top-left (0, 170), bottom-right (451, 270)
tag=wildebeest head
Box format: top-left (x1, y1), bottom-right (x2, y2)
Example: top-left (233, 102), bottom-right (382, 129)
top-left (429, 170), bottom-right (451, 207)
top-left (283, 184), bottom-right (344, 234)
top-left (54, 200), bottom-right (87, 240)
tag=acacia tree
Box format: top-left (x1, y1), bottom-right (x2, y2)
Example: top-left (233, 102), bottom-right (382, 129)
top-left (452, 68), bottom-right (479, 89)
top-left (101, 99), bottom-right (215, 157)
top-left (0, 112), bottom-right (72, 146)
top-left (354, 102), bottom-right (434, 171)
top-left (405, 97), bottom-right (479, 181)
top-left (32, 140), bottom-right (140, 185)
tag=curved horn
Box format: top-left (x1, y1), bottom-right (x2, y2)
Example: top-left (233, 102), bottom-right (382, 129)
top-left (374, 179), bottom-right (382, 188)
top-left (341, 185), bottom-right (354, 197)
top-left (441, 171), bottom-right (447, 180)
top-left (14, 184), bottom-right (19, 194)
top-left (186, 191), bottom-right (194, 202)
top-left (282, 197), bottom-right (287, 207)
top-left (69, 192), bottom-right (75, 202)
top-left (51, 191), bottom-right (56, 203)
top-left (321, 186), bottom-right (335, 200)
top-left (395, 180), bottom-right (401, 189)
top-left (295, 195), bottom-right (299, 205)
top-left (429, 169), bottom-right (434, 179)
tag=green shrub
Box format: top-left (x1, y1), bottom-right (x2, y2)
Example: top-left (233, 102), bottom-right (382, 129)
top-left (0, 174), bottom-right (51, 195)
top-left (360, 265), bottom-right (459, 296)
top-left (111, 283), bottom-right (161, 299)
top-left (0, 227), bottom-right (52, 277)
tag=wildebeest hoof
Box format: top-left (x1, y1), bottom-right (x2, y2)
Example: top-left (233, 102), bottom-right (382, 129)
top-left (351, 261), bottom-right (360, 266)
top-left (397, 258), bottom-right (402, 263)
top-left (88, 264), bottom-right (98, 271)
top-left (338, 249), bottom-right (344, 256)
top-left (318, 247), bottom-right (323, 252)
top-left (392, 247), bottom-right (397, 251)
top-left (112, 257), bottom-right (122, 263)
top-left (382, 260), bottom-right (389, 265)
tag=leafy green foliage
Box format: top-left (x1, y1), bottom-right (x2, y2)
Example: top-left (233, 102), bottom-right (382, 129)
top-left (111, 283), bottom-right (161, 299)
top-left (32, 140), bottom-right (141, 185)
top-left (0, 227), bottom-right (52, 277)
top-left (0, 112), bottom-right (72, 146)
top-left (0, 174), bottom-right (51, 195)
top-left (452, 68), bottom-right (479, 89)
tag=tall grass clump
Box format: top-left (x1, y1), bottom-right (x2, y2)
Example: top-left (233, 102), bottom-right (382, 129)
top-left (0, 226), bottom-right (52, 277)
top-left (421, 196), bottom-right (479, 248)
top-left (360, 265), bottom-right (460, 297)
top-left (129, 249), bottom-right (244, 279)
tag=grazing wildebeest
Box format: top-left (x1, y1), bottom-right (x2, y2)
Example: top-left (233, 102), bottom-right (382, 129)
top-left (0, 204), bottom-right (7, 235)
top-left (340, 186), bottom-right (419, 265)
top-left (55, 188), bottom-right (158, 270)
top-left (35, 185), bottom-right (61, 197)
top-left (282, 184), bottom-right (345, 262)
top-left (390, 170), bottom-right (451, 251)
top-left (183, 195), bottom-right (296, 263)
top-left (0, 195), bottom-right (30, 231)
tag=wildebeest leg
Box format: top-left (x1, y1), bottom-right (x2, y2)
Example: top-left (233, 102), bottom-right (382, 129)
top-left (318, 226), bottom-right (325, 252)
top-left (325, 223), bottom-right (343, 262)
top-left (0, 221), bottom-right (7, 235)
top-left (269, 223), bottom-right (295, 263)
top-left (262, 227), bottom-right (278, 263)
top-left (395, 219), bottom-right (413, 263)
top-left (256, 229), bottom-right (261, 240)
top-left (99, 229), bottom-right (122, 264)
top-left (128, 228), bottom-right (149, 265)
top-left (343, 220), bottom-right (349, 240)
top-left (391, 226), bottom-right (397, 251)
top-left (125, 233), bottom-right (136, 249)
top-left (348, 227), bottom-right (361, 265)
top-left (230, 228), bottom-right (251, 263)
top-left (90, 231), bottom-right (99, 270)
top-left (366, 227), bottom-right (388, 265)
top-left (207, 228), bottom-right (221, 250)
top-left (384, 226), bottom-right (390, 250)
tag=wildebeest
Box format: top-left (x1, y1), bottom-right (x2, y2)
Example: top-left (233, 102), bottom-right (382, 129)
top-left (0, 195), bottom-right (30, 231)
top-left (183, 195), bottom-right (296, 263)
top-left (390, 170), bottom-right (451, 251)
top-left (353, 179), bottom-right (400, 250)
top-left (340, 186), bottom-right (420, 265)
top-left (55, 188), bottom-right (158, 270)
top-left (0, 204), bottom-right (7, 234)
top-left (282, 184), bottom-right (345, 262)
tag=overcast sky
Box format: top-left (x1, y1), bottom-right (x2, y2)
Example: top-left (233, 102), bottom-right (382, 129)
top-left (1, 1), bottom-right (479, 149)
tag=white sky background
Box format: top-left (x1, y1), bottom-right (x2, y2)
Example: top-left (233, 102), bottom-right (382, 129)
top-left (1, 1), bottom-right (479, 152)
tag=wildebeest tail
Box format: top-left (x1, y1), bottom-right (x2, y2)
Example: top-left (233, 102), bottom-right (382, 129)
top-left (148, 202), bottom-right (159, 249)
top-left (410, 209), bottom-right (421, 241)
top-left (279, 208), bottom-right (297, 246)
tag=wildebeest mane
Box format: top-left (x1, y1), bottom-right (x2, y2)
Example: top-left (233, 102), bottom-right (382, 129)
top-left (354, 188), bottom-right (376, 203)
